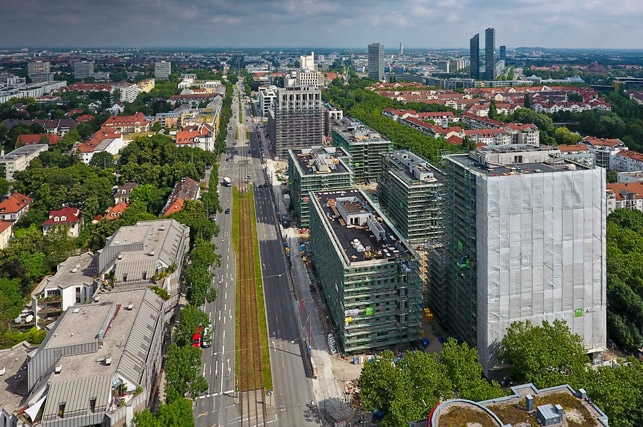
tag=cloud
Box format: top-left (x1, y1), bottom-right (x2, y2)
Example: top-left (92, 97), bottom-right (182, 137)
top-left (0, 0), bottom-right (642, 49)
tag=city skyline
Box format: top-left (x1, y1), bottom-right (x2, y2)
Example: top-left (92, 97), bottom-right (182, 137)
top-left (1, 0), bottom-right (643, 50)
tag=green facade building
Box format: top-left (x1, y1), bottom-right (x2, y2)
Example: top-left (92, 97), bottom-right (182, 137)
top-left (309, 189), bottom-right (422, 353)
top-left (332, 118), bottom-right (392, 183)
top-left (288, 146), bottom-right (352, 229)
top-left (378, 150), bottom-right (446, 245)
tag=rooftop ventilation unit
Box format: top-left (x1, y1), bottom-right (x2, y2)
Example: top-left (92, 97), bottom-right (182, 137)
top-left (54, 364), bottom-right (62, 374)
top-left (105, 356), bottom-right (112, 366)
top-left (126, 302), bottom-right (133, 310)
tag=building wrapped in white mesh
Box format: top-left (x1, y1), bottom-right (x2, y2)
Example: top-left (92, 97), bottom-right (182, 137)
top-left (434, 145), bottom-right (607, 376)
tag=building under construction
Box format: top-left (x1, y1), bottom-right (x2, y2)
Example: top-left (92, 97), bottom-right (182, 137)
top-left (288, 146), bottom-right (353, 228)
top-left (267, 85), bottom-right (324, 158)
top-left (308, 189), bottom-right (422, 353)
top-left (378, 150), bottom-right (446, 245)
top-left (332, 118), bottom-right (392, 183)
top-left (433, 145), bottom-right (607, 376)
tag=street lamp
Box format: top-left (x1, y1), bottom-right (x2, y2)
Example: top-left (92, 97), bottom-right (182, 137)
top-left (268, 389), bottom-right (273, 406)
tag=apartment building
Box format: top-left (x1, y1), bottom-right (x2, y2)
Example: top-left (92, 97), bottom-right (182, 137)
top-left (0, 144), bottom-right (48, 181)
top-left (433, 145), bottom-right (606, 375)
top-left (378, 150), bottom-right (446, 245)
top-left (154, 61), bottom-right (171, 80)
top-left (583, 136), bottom-right (626, 169)
top-left (308, 189), bottom-right (422, 353)
top-left (102, 112), bottom-right (150, 135)
top-left (288, 146), bottom-right (353, 228)
top-left (606, 181), bottom-right (643, 215)
top-left (611, 149), bottom-right (643, 172)
top-left (73, 61), bottom-right (95, 79)
top-left (0, 192), bottom-right (32, 223)
top-left (258, 85), bottom-right (278, 117)
top-left (332, 118), bottom-right (392, 183)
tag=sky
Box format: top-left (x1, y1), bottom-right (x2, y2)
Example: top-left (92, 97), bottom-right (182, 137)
top-left (2, 0), bottom-right (643, 50)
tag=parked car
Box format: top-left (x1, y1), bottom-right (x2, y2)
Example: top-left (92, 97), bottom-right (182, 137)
top-left (225, 208), bottom-right (231, 214)
top-left (201, 325), bottom-right (213, 348)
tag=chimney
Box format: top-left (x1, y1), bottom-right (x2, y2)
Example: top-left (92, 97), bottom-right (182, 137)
top-left (555, 404), bottom-right (564, 422)
top-left (525, 394), bottom-right (534, 411)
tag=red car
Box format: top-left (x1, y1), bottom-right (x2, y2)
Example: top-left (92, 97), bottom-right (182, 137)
top-left (192, 326), bottom-right (203, 348)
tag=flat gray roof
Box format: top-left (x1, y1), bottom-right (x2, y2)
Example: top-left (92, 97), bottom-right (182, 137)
top-left (0, 342), bottom-right (31, 413)
top-left (32, 252), bottom-right (97, 295)
top-left (0, 144), bottom-right (47, 160)
top-left (384, 150), bottom-right (446, 187)
top-left (291, 146), bottom-right (350, 176)
top-left (333, 118), bottom-right (390, 145)
top-left (313, 189), bottom-right (411, 265)
top-left (449, 151), bottom-right (588, 177)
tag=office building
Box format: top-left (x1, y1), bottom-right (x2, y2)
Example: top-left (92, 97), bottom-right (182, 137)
top-left (368, 43), bottom-right (384, 81)
top-left (499, 45), bottom-right (506, 60)
top-left (433, 146), bottom-right (606, 375)
top-left (27, 61), bottom-right (52, 83)
top-left (469, 34), bottom-right (480, 80)
top-left (485, 28), bottom-right (496, 80)
top-left (267, 86), bottom-right (324, 158)
top-left (154, 61), bottom-right (171, 80)
top-left (74, 61), bottom-right (95, 79)
top-left (332, 118), bottom-right (392, 183)
top-left (399, 43), bottom-right (404, 56)
top-left (378, 150), bottom-right (446, 245)
top-left (0, 144), bottom-right (48, 181)
top-left (300, 51), bottom-right (315, 71)
top-left (288, 146), bottom-right (353, 228)
top-left (308, 189), bottom-right (422, 353)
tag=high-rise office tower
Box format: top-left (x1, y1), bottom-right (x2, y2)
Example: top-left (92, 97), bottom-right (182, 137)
top-left (154, 61), bottom-right (171, 80)
top-left (469, 34), bottom-right (480, 80)
top-left (399, 43), bottom-right (404, 56)
top-left (499, 45), bottom-right (506, 61)
top-left (267, 86), bottom-right (324, 158)
top-left (74, 61), bottom-right (95, 79)
top-left (431, 146), bottom-right (607, 376)
top-left (485, 28), bottom-right (496, 80)
top-left (368, 43), bottom-right (384, 81)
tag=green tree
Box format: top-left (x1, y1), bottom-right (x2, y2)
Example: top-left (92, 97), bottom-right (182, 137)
top-left (174, 304), bottom-right (210, 347)
top-left (607, 169), bottom-right (618, 184)
top-left (497, 319), bottom-right (589, 388)
top-left (488, 100), bottom-right (498, 120)
top-left (133, 398), bottom-right (195, 427)
top-left (554, 126), bottom-right (583, 145)
top-left (89, 151), bottom-right (116, 169)
top-left (164, 343), bottom-right (208, 403)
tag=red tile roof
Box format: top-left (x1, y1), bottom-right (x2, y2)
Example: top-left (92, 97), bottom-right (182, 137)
top-left (616, 149), bottom-right (643, 163)
top-left (0, 193), bottom-right (32, 214)
top-left (104, 201), bottom-right (128, 220)
top-left (43, 207), bottom-right (82, 226)
top-left (583, 136), bottom-right (625, 148)
top-left (102, 112), bottom-right (148, 127)
top-left (0, 221), bottom-right (12, 234)
top-left (76, 129), bottom-right (121, 153)
top-left (607, 182), bottom-right (643, 201)
top-left (558, 143), bottom-right (590, 153)
top-left (163, 198), bottom-right (184, 216)
top-left (16, 134), bottom-right (60, 146)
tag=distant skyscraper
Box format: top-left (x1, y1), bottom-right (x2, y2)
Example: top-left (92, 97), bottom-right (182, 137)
top-left (485, 28), bottom-right (496, 80)
top-left (469, 34), bottom-right (480, 80)
top-left (155, 61), bottom-right (171, 80)
top-left (399, 43), bottom-right (404, 56)
top-left (368, 43), bottom-right (384, 81)
top-left (499, 45), bottom-right (506, 61)
top-left (74, 61), bottom-right (95, 79)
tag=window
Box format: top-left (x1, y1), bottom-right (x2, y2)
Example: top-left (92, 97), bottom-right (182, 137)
top-left (89, 398), bottom-right (96, 412)
top-left (58, 403), bottom-right (66, 418)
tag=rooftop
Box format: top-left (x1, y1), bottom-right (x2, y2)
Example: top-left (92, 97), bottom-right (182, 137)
top-left (0, 144), bottom-right (47, 160)
top-left (0, 342), bottom-right (31, 414)
top-left (291, 146), bottom-right (350, 176)
top-left (312, 189), bottom-right (411, 266)
top-left (450, 145), bottom-right (590, 177)
top-left (384, 150), bottom-right (446, 187)
top-left (333, 118), bottom-right (391, 145)
top-left (32, 252), bottom-right (97, 294)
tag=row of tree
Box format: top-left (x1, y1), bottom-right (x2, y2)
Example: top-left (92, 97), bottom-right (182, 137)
top-left (360, 318), bottom-right (643, 427)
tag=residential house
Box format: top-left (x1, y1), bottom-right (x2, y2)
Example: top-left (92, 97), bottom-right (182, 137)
top-left (15, 134), bottom-right (60, 147)
top-left (175, 123), bottom-right (215, 151)
top-left (113, 182), bottom-right (139, 204)
top-left (30, 252), bottom-right (98, 327)
top-left (106, 103), bottom-right (125, 115)
top-left (583, 136), bottom-right (626, 169)
top-left (104, 201), bottom-right (128, 220)
top-left (42, 207), bottom-right (82, 237)
top-left (75, 129), bottom-right (125, 165)
top-left (160, 177), bottom-right (201, 216)
top-left (0, 221), bottom-right (12, 249)
top-left (611, 149), bottom-right (643, 173)
top-left (0, 192), bottom-right (32, 222)
top-left (464, 129), bottom-right (512, 145)
top-left (101, 112), bottom-right (150, 135)
top-left (2, 119), bottom-right (76, 136)
top-left (606, 182), bottom-right (643, 215)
